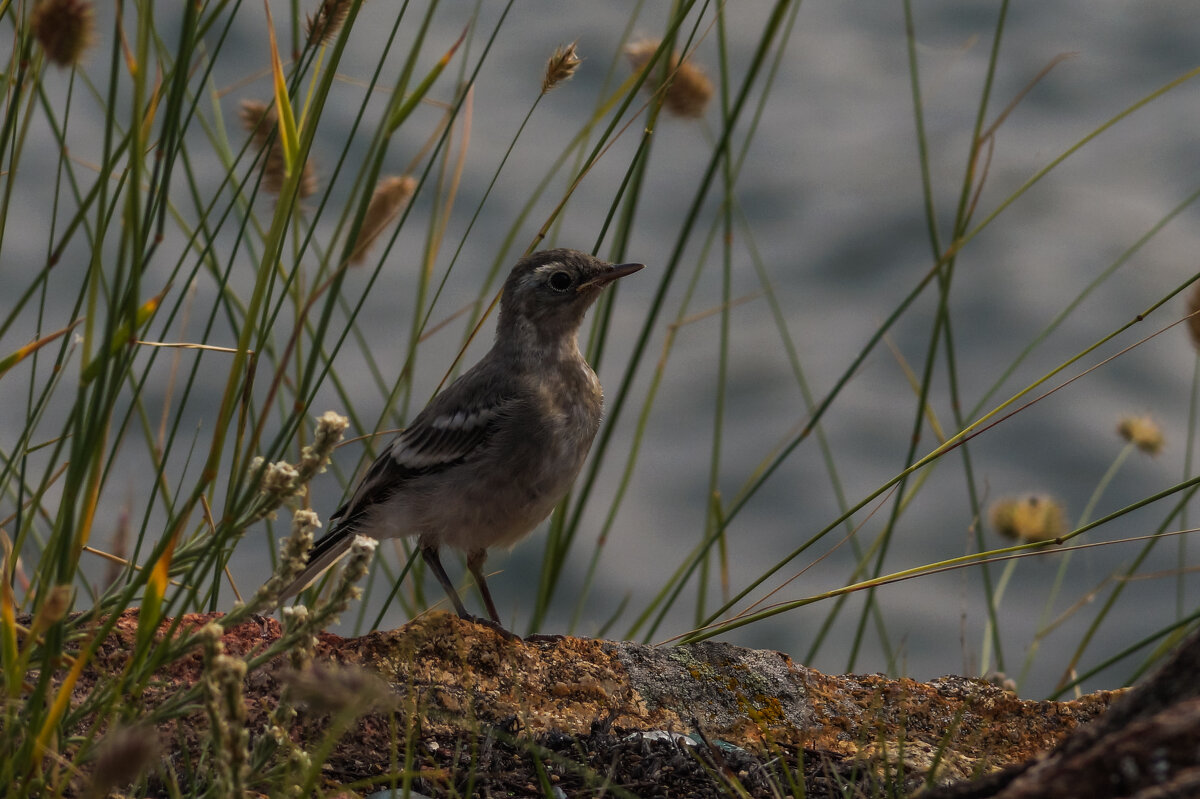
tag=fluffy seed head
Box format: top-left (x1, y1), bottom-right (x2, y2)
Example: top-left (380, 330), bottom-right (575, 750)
top-left (281, 662), bottom-right (394, 715)
top-left (90, 726), bottom-right (159, 797)
top-left (349, 176), bottom-right (416, 265)
top-left (239, 100), bottom-right (316, 198)
top-left (306, 0), bottom-right (351, 46)
top-left (990, 494), bottom-right (1067, 544)
top-left (625, 38), bottom-right (713, 118)
top-left (1117, 414), bottom-right (1164, 456)
top-left (252, 508), bottom-right (322, 611)
top-left (259, 460), bottom-right (299, 499)
top-left (542, 41), bottom-right (582, 94)
top-left (299, 410), bottom-right (351, 478)
top-left (306, 535), bottom-right (377, 627)
top-left (31, 0), bottom-right (94, 67)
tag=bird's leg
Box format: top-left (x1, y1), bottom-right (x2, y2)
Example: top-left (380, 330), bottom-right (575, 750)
top-left (422, 545), bottom-right (515, 639)
top-left (466, 548), bottom-right (502, 625)
top-left (421, 544), bottom-right (470, 619)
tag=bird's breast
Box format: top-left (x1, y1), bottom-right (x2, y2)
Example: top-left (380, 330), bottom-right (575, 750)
top-left (391, 358), bottom-right (606, 553)
top-left (544, 359), bottom-right (603, 444)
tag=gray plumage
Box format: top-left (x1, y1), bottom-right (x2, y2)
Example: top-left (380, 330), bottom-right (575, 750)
top-left (278, 248), bottom-right (643, 627)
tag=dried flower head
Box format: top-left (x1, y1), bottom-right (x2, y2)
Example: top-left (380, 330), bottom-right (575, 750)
top-left (284, 509), bottom-right (319, 565)
top-left (198, 620), bottom-right (226, 648)
top-left (990, 494), bottom-right (1067, 544)
top-left (239, 100), bottom-right (275, 138)
top-left (282, 603), bottom-right (310, 625)
top-left (89, 725), bottom-right (159, 798)
top-left (349, 176), bottom-right (416, 265)
top-left (31, 0), bottom-right (94, 67)
top-left (309, 535), bottom-right (377, 627)
top-left (338, 535), bottom-right (377, 597)
top-left (203, 653), bottom-right (249, 796)
top-left (625, 38), bottom-right (713, 119)
top-left (305, 0), bottom-right (352, 47)
top-left (260, 460), bottom-right (300, 499)
top-left (299, 410), bottom-right (351, 478)
top-left (280, 604), bottom-right (318, 670)
top-left (239, 99), bottom-right (316, 198)
top-left (252, 509), bottom-right (321, 610)
top-left (542, 41), bottom-right (582, 94)
top-left (281, 662), bottom-right (395, 716)
top-left (1117, 414), bottom-right (1164, 456)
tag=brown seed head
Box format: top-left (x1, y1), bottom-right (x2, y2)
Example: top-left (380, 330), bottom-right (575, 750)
top-left (1187, 281), bottom-right (1200, 351)
top-left (1117, 414), bottom-right (1164, 456)
top-left (306, 0), bottom-right (352, 47)
top-left (542, 41), bottom-right (582, 94)
top-left (282, 662), bottom-right (395, 715)
top-left (989, 494), bottom-right (1067, 544)
top-left (89, 725), bottom-right (159, 799)
top-left (350, 175), bottom-right (416, 264)
top-left (31, 0), bottom-right (94, 67)
top-left (238, 99), bottom-right (272, 138)
top-left (624, 39), bottom-right (658, 74)
top-left (239, 99), bottom-right (316, 198)
top-left (625, 38), bottom-right (713, 119)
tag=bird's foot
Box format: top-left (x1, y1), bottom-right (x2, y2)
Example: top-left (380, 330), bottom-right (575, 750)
top-left (523, 632), bottom-right (566, 644)
top-left (460, 613), bottom-right (521, 641)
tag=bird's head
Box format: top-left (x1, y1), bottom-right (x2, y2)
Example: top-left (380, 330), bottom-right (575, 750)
top-left (498, 249), bottom-right (643, 346)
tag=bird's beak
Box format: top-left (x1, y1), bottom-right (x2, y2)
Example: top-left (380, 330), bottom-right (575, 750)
top-left (579, 262), bottom-right (645, 291)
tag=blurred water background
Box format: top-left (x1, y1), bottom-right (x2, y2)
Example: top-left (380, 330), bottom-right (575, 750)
top-left (8, 2), bottom-right (1200, 698)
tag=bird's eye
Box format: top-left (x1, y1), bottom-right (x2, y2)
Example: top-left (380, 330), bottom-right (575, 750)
top-left (548, 271), bottom-right (573, 291)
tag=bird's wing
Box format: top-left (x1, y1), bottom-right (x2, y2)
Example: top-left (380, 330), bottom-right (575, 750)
top-left (276, 372), bottom-right (522, 604)
top-left (329, 383), bottom-right (521, 531)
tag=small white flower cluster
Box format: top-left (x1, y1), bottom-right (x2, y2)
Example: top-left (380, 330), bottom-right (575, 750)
top-left (249, 411), bottom-right (349, 519)
top-left (200, 623), bottom-right (250, 796)
top-left (307, 535), bottom-right (378, 629)
top-left (249, 508), bottom-right (322, 612)
top-left (260, 460), bottom-right (300, 500)
top-left (298, 411), bottom-right (350, 481)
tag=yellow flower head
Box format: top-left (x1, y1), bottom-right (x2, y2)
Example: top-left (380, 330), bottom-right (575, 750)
top-left (990, 494), bottom-right (1066, 544)
top-left (1117, 414), bottom-right (1164, 456)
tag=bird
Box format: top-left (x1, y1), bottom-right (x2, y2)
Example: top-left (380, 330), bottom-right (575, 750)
top-left (278, 248), bottom-right (643, 628)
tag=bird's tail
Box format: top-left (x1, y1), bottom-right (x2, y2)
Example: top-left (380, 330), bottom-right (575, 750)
top-left (275, 526), bottom-right (356, 605)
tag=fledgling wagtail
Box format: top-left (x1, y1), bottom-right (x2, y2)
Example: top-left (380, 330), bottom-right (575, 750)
top-left (278, 248), bottom-right (643, 628)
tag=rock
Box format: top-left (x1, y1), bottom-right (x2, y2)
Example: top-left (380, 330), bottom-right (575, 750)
top-left (66, 609), bottom-right (1134, 796)
top-left (923, 624), bottom-right (1200, 799)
